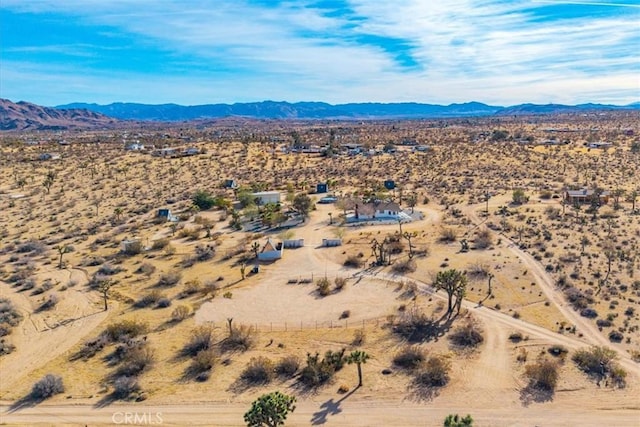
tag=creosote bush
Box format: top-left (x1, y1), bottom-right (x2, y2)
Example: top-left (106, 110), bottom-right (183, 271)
top-left (524, 358), bottom-right (559, 391)
top-left (104, 320), bottom-right (148, 342)
top-left (275, 355), bottom-right (300, 378)
top-left (393, 346), bottom-right (426, 371)
top-left (31, 374), bottom-right (64, 399)
top-left (183, 325), bottom-right (215, 357)
top-left (241, 356), bottom-right (275, 385)
top-left (222, 325), bottom-right (257, 352)
top-left (572, 346), bottom-right (627, 388)
top-left (448, 319), bottom-right (484, 349)
top-left (413, 354), bottom-right (451, 388)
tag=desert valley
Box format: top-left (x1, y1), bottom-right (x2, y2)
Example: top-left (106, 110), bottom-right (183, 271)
top-left (0, 101), bottom-right (639, 426)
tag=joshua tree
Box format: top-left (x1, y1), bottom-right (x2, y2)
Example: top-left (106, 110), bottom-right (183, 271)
top-left (55, 244), bottom-right (72, 269)
top-left (347, 350), bottom-right (370, 387)
top-left (433, 269), bottom-right (468, 317)
top-left (113, 207), bottom-right (123, 222)
top-left (244, 391), bottom-right (296, 427)
top-left (403, 231), bottom-right (417, 259)
top-left (98, 279), bottom-right (115, 311)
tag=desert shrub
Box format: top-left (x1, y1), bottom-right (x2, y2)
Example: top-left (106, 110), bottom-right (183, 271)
top-left (97, 263), bottom-right (122, 276)
top-left (392, 258), bottom-right (417, 274)
top-left (134, 290), bottom-right (164, 308)
top-left (222, 325), bottom-right (257, 352)
top-left (201, 280), bottom-right (219, 297)
top-left (157, 271), bottom-right (182, 287)
top-left (104, 320), bottom-right (148, 343)
top-left (352, 329), bottom-right (366, 346)
top-left (448, 320), bottom-right (484, 349)
top-left (299, 349), bottom-right (346, 388)
top-left (316, 277), bottom-right (331, 296)
top-left (608, 330), bottom-right (624, 343)
top-left (135, 262), bottom-right (156, 276)
top-left (183, 325), bottom-right (215, 357)
top-left (241, 357), bottom-right (275, 385)
top-left (0, 298), bottom-right (22, 327)
top-left (572, 346), bottom-right (626, 387)
top-left (156, 297), bottom-right (172, 308)
top-left (180, 279), bottom-right (201, 297)
top-left (151, 238), bottom-right (170, 251)
top-left (117, 345), bottom-right (155, 377)
top-left (334, 277), bottom-right (347, 291)
top-left (467, 263), bottom-right (490, 279)
top-left (439, 227), bottom-right (457, 242)
top-left (474, 228), bottom-right (492, 249)
top-left (171, 305), bottom-right (190, 322)
top-left (194, 245), bottom-right (215, 262)
top-left (16, 240), bottom-right (48, 255)
top-left (179, 227), bottom-right (201, 241)
top-left (548, 345), bottom-right (569, 357)
top-left (38, 293), bottom-right (59, 311)
top-left (344, 254), bottom-right (364, 268)
top-left (192, 189), bottom-right (216, 210)
top-left (525, 358), bottom-right (559, 391)
top-left (112, 376), bottom-right (140, 399)
top-left (31, 374), bottom-right (64, 399)
top-left (393, 346), bottom-right (427, 371)
top-left (275, 355), bottom-right (300, 378)
top-left (413, 354), bottom-right (450, 387)
top-left (508, 332), bottom-right (523, 343)
top-left (189, 349), bottom-right (218, 381)
top-left (122, 240), bottom-right (143, 256)
top-left (580, 308), bottom-right (598, 318)
top-left (393, 308), bottom-right (438, 343)
top-left (0, 339), bottom-right (16, 355)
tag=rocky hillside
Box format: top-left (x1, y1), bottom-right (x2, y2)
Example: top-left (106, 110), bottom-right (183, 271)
top-left (0, 98), bottom-right (119, 131)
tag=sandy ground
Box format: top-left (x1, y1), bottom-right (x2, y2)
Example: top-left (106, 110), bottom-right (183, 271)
top-left (0, 268), bottom-right (109, 391)
top-left (2, 200), bottom-right (639, 426)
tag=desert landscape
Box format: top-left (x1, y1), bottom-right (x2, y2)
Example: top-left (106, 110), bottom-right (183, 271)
top-left (0, 106), bottom-right (639, 426)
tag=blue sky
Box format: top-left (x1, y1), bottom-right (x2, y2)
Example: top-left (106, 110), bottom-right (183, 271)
top-left (1, 0), bottom-right (639, 106)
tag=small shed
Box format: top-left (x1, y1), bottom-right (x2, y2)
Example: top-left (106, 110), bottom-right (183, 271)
top-left (316, 183), bottom-right (328, 194)
top-left (252, 191), bottom-right (281, 206)
top-left (157, 209), bottom-right (178, 222)
top-left (257, 238), bottom-right (283, 261)
top-left (223, 179), bottom-right (239, 189)
top-left (384, 180), bottom-right (396, 190)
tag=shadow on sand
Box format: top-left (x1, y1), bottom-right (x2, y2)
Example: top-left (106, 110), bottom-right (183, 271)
top-left (311, 386), bottom-right (359, 425)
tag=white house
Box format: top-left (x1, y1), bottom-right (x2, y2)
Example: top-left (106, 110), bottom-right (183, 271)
top-left (354, 201), bottom-right (410, 221)
top-left (252, 191), bottom-right (281, 205)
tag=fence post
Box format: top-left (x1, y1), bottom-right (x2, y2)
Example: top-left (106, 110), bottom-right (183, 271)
top-left (270, 322), bottom-right (272, 332)
top-left (345, 319), bottom-right (348, 328)
top-left (300, 321), bottom-right (303, 331)
top-left (315, 321), bottom-right (317, 330)
top-left (285, 322), bottom-right (287, 331)
top-left (330, 320), bottom-right (332, 329)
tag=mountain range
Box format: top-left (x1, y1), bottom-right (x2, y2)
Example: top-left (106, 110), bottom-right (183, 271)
top-left (1, 98), bottom-right (638, 131)
top-left (56, 100), bottom-right (639, 121)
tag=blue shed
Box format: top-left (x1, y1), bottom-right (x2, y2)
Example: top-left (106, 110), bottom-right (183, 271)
top-left (317, 183), bottom-right (328, 193)
top-left (384, 180), bottom-right (396, 190)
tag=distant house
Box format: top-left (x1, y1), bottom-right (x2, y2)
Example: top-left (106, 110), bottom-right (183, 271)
top-left (354, 201), bottom-right (405, 220)
top-left (184, 147), bottom-right (200, 156)
top-left (157, 208), bottom-right (178, 222)
top-left (257, 238), bottom-right (283, 261)
top-left (588, 142), bottom-right (612, 149)
top-left (564, 188), bottom-right (610, 205)
top-left (39, 153), bottom-right (61, 161)
top-left (223, 179), bottom-right (239, 189)
top-left (413, 145), bottom-right (430, 152)
top-left (125, 143), bottom-right (145, 151)
top-left (252, 191), bottom-right (281, 205)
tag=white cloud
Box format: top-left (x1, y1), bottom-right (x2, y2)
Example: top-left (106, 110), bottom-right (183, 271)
top-left (1, 0), bottom-right (638, 104)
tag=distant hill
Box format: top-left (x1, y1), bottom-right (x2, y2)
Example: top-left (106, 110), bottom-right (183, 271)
top-left (2, 98), bottom-right (638, 131)
top-left (55, 100), bottom-right (504, 121)
top-left (0, 98), bottom-right (119, 131)
top-left (55, 100), bottom-right (639, 121)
